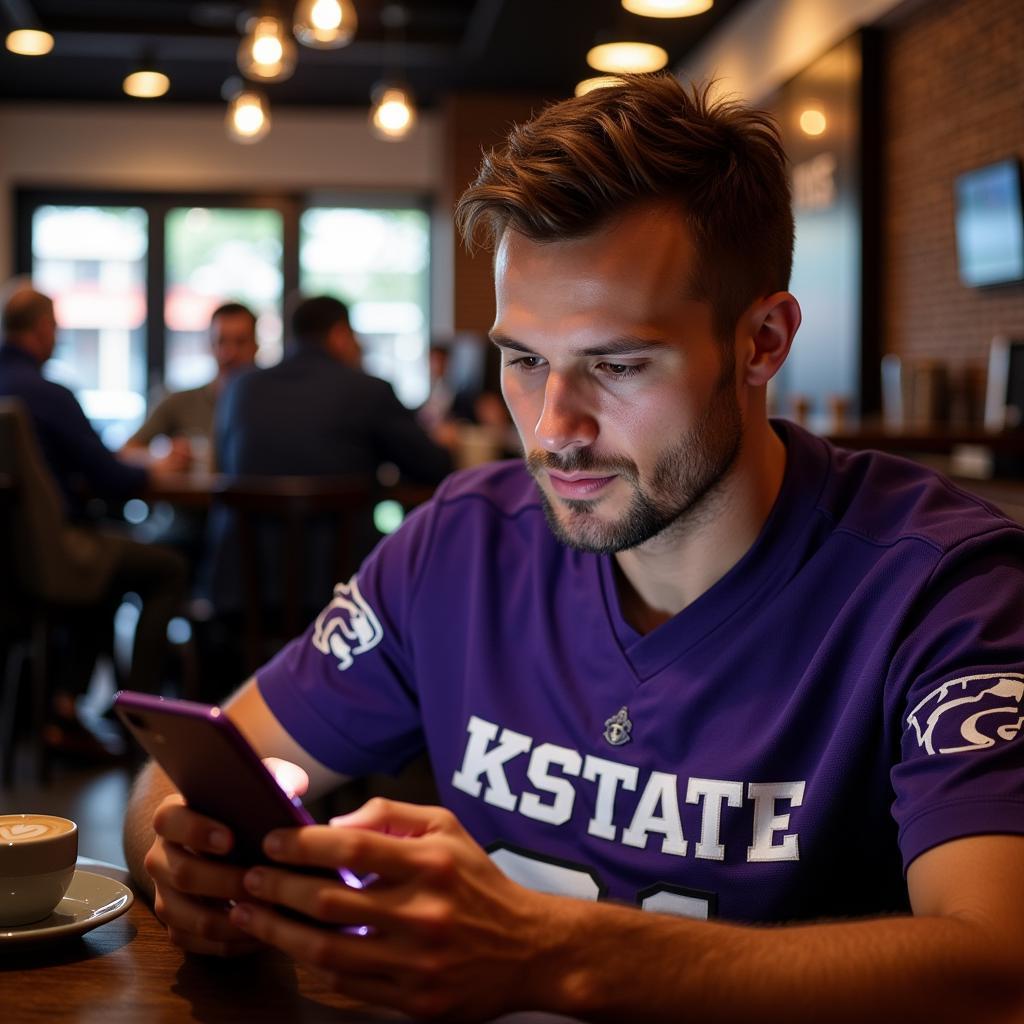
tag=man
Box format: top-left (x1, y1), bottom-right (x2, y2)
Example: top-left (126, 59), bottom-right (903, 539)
top-left (217, 294), bottom-right (448, 481)
top-left (124, 77), bottom-right (1024, 1022)
top-left (0, 283), bottom-right (187, 734)
top-left (207, 294), bottom-right (452, 613)
top-left (122, 301), bottom-right (259, 469)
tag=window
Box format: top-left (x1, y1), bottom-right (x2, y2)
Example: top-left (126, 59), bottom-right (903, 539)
top-left (165, 206), bottom-right (284, 389)
top-left (18, 190), bottom-right (432, 437)
top-left (31, 205), bottom-right (148, 446)
top-left (300, 206), bottom-right (430, 406)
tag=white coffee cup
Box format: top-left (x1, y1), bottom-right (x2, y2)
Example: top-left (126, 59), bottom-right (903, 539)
top-left (0, 813), bottom-right (78, 926)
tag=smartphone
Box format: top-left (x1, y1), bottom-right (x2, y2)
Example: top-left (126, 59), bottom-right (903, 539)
top-left (114, 690), bottom-right (361, 887)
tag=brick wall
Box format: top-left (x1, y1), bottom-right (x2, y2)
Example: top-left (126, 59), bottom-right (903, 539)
top-left (884, 0), bottom-right (1024, 386)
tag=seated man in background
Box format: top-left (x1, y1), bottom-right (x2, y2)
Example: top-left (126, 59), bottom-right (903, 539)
top-left (122, 302), bottom-right (259, 577)
top-left (0, 282), bottom-right (188, 753)
top-left (126, 78), bottom-right (1024, 1021)
top-left (207, 295), bottom-right (452, 625)
top-left (122, 301), bottom-right (259, 471)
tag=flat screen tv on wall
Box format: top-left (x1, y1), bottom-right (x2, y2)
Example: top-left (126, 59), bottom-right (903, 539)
top-left (954, 158), bottom-right (1024, 288)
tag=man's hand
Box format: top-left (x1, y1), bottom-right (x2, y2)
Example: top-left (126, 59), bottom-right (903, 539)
top-left (148, 437), bottom-right (192, 476)
top-left (141, 759), bottom-right (310, 957)
top-left (144, 793), bottom-right (262, 956)
top-left (228, 799), bottom-right (574, 1021)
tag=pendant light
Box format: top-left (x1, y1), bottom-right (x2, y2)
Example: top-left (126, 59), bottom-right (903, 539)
top-left (369, 5), bottom-right (416, 142)
top-left (293, 0), bottom-right (358, 49)
top-left (225, 85), bottom-right (272, 144)
top-left (369, 82), bottom-right (417, 141)
top-left (237, 14), bottom-right (296, 82)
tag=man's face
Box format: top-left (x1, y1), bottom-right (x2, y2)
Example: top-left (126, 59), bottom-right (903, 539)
top-left (492, 203), bottom-right (744, 554)
top-left (210, 311), bottom-right (258, 375)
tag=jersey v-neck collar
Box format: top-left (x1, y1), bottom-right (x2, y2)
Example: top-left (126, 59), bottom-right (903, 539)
top-left (595, 420), bottom-right (831, 683)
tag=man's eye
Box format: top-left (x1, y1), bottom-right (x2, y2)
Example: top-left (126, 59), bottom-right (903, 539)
top-left (599, 362), bottom-right (643, 378)
top-left (507, 355), bottom-right (543, 370)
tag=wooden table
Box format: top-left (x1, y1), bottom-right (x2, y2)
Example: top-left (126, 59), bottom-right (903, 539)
top-left (0, 861), bottom-right (577, 1024)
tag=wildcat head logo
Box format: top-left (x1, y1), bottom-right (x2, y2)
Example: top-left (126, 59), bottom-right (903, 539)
top-left (906, 672), bottom-right (1024, 755)
top-left (312, 577), bottom-right (383, 671)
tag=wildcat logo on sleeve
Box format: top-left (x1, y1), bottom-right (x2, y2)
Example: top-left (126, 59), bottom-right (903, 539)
top-left (312, 577), bottom-right (383, 671)
top-left (906, 672), bottom-right (1024, 755)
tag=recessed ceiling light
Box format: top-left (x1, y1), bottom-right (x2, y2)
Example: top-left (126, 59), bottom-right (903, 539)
top-left (799, 108), bottom-right (827, 137)
top-left (5, 29), bottom-right (54, 56)
top-left (622, 0), bottom-right (714, 17)
top-left (586, 42), bottom-right (668, 74)
top-left (123, 70), bottom-right (170, 99)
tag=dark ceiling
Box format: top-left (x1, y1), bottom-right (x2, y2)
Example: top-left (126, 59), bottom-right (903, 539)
top-left (0, 0), bottom-right (749, 109)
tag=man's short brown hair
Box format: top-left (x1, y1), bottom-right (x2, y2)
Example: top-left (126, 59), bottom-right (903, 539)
top-left (455, 74), bottom-right (794, 342)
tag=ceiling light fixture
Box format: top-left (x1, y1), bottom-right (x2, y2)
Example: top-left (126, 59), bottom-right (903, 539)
top-left (369, 5), bottom-right (416, 142)
top-left (226, 86), bottom-right (272, 143)
top-left (369, 82), bottom-right (416, 141)
top-left (575, 76), bottom-right (625, 97)
top-left (123, 56), bottom-right (169, 99)
top-left (586, 41), bottom-right (668, 74)
top-left (5, 28), bottom-right (53, 56)
top-left (293, 0), bottom-right (357, 49)
top-left (799, 108), bottom-right (827, 137)
top-left (621, 0), bottom-right (713, 17)
top-left (237, 14), bottom-right (296, 82)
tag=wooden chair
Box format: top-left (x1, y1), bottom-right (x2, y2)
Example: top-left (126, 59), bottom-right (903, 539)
top-left (0, 399), bottom-right (119, 784)
top-left (211, 476), bottom-right (432, 676)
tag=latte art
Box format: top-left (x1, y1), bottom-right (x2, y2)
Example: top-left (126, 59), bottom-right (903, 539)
top-left (0, 814), bottom-right (75, 844)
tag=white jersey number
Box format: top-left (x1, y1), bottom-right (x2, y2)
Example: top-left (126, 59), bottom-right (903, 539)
top-left (487, 842), bottom-right (716, 920)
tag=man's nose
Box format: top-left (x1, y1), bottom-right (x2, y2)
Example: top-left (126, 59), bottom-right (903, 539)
top-left (534, 372), bottom-right (597, 453)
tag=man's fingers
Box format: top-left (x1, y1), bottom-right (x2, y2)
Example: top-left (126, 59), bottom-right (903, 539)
top-left (263, 820), bottom-right (454, 883)
top-left (155, 841), bottom-right (250, 900)
top-left (241, 865), bottom-right (393, 929)
top-left (329, 797), bottom-right (459, 838)
top-left (153, 795), bottom-right (234, 856)
top-left (154, 884), bottom-right (259, 953)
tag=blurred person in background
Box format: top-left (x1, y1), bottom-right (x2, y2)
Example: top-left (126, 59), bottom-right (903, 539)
top-left (0, 281), bottom-right (187, 757)
top-left (217, 294), bottom-right (450, 484)
top-left (121, 302), bottom-right (260, 581)
top-left (122, 301), bottom-right (259, 472)
top-left (203, 295), bottom-right (452, 661)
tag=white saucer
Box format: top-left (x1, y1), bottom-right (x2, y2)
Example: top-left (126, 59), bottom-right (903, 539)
top-left (0, 869), bottom-right (133, 945)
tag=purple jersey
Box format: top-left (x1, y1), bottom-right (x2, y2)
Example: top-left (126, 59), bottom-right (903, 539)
top-left (258, 420), bottom-right (1024, 924)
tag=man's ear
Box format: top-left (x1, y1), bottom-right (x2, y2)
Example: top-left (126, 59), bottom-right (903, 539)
top-left (739, 292), bottom-right (801, 386)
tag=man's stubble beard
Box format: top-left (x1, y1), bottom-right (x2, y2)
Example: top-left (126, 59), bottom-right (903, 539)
top-left (525, 349), bottom-right (744, 555)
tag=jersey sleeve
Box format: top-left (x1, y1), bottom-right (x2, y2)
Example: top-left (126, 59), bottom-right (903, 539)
top-left (255, 486), bottom-right (442, 777)
top-left (888, 524), bottom-right (1024, 870)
